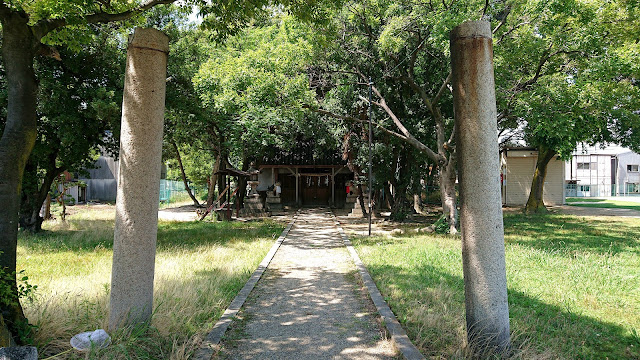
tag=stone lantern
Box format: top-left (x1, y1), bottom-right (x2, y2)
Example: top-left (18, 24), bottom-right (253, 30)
top-left (247, 163), bottom-right (259, 196)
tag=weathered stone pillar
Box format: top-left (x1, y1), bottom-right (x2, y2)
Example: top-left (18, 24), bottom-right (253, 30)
top-left (109, 28), bottom-right (169, 330)
top-left (450, 20), bottom-right (510, 352)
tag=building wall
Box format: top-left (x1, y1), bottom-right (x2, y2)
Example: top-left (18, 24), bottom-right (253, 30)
top-left (502, 150), bottom-right (565, 206)
top-left (617, 152), bottom-right (640, 194)
top-left (79, 156), bottom-right (119, 201)
top-left (566, 154), bottom-right (614, 197)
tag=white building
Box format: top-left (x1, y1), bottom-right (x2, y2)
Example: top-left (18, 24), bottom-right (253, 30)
top-left (501, 148), bottom-right (566, 206)
top-left (565, 144), bottom-right (640, 197)
top-left (617, 151), bottom-right (640, 195)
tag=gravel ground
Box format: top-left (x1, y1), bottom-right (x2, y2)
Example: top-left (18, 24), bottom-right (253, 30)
top-left (158, 204), bottom-right (199, 221)
top-left (219, 208), bottom-right (398, 360)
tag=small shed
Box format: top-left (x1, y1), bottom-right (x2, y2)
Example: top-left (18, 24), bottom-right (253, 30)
top-left (500, 148), bottom-right (565, 206)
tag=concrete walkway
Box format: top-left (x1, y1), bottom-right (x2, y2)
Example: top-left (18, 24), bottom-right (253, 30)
top-left (219, 208), bottom-right (398, 359)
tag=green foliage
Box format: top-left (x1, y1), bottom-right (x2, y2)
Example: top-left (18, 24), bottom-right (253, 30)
top-left (0, 269), bottom-right (37, 309)
top-left (432, 215), bottom-right (450, 234)
top-left (0, 268), bottom-right (38, 344)
top-left (190, 14), bottom-right (334, 169)
top-left (493, 0), bottom-right (640, 154)
top-left (15, 24), bottom-right (125, 229)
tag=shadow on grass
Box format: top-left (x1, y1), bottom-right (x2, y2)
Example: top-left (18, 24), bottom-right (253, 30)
top-left (365, 262), bottom-right (640, 358)
top-left (503, 213), bottom-right (640, 255)
top-left (18, 220), bottom-right (283, 253)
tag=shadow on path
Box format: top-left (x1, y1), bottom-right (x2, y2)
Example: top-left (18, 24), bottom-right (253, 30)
top-left (219, 208), bottom-right (397, 360)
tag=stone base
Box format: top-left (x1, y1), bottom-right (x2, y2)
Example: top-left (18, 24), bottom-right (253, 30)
top-left (240, 196), bottom-right (270, 217)
top-left (266, 195), bottom-right (282, 211)
top-left (348, 198), bottom-right (367, 217)
top-left (0, 346), bottom-right (38, 360)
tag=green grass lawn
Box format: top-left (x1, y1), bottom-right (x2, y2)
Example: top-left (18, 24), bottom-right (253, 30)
top-left (565, 197), bottom-right (607, 203)
top-left (17, 204), bottom-right (284, 359)
top-left (566, 198), bottom-right (640, 211)
top-left (352, 213), bottom-right (640, 359)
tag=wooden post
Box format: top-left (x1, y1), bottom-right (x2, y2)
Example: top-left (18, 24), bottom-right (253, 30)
top-left (331, 168), bottom-right (335, 207)
top-left (295, 168), bottom-right (299, 205)
top-left (451, 20), bottom-right (510, 353)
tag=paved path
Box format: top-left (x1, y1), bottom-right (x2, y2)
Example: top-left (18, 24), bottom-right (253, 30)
top-left (220, 208), bottom-right (397, 359)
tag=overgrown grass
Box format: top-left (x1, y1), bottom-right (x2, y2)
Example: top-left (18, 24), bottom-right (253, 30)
top-left (352, 213), bottom-right (640, 359)
top-left (567, 198), bottom-right (640, 211)
top-left (17, 204), bottom-right (283, 359)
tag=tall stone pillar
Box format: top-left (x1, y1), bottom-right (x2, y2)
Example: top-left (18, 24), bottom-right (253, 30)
top-left (109, 28), bottom-right (169, 330)
top-left (450, 21), bottom-right (510, 352)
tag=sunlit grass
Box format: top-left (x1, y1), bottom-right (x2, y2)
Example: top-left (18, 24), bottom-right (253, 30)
top-left (565, 197), bottom-right (606, 203)
top-left (567, 198), bottom-right (640, 211)
top-left (17, 205), bottom-right (283, 359)
top-left (352, 213), bottom-right (640, 359)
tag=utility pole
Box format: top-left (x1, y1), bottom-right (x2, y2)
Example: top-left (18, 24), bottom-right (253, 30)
top-left (368, 78), bottom-right (373, 236)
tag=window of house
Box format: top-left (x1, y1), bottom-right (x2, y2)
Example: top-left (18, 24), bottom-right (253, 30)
top-left (577, 162), bottom-right (590, 170)
top-left (627, 164), bottom-right (639, 172)
top-left (579, 185), bottom-right (590, 192)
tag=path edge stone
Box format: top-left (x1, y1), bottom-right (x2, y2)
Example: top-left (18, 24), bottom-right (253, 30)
top-left (193, 212), bottom-right (299, 360)
top-left (331, 213), bottom-right (426, 360)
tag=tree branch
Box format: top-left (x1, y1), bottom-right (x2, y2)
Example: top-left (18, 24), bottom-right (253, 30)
top-left (432, 72), bottom-right (451, 106)
top-left (496, 21), bottom-right (529, 45)
top-left (370, 86), bottom-right (443, 163)
top-left (33, 0), bottom-right (176, 39)
top-left (309, 105), bottom-right (441, 164)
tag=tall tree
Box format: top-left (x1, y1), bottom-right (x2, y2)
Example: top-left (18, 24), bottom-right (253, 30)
top-left (193, 15), bottom-right (319, 191)
top-left (488, 0), bottom-right (640, 212)
top-left (17, 28), bottom-right (124, 231)
top-left (311, 0), bottom-right (486, 232)
top-left (0, 0), bottom-right (333, 344)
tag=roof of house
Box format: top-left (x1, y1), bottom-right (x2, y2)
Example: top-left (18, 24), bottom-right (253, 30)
top-left (260, 142), bottom-right (346, 167)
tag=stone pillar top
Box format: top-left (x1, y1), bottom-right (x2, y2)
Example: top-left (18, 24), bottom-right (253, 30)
top-left (128, 28), bottom-right (169, 54)
top-left (450, 20), bottom-right (491, 40)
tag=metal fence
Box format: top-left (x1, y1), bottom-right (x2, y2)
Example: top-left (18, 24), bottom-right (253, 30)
top-left (565, 183), bottom-right (640, 197)
top-left (159, 180), bottom-right (198, 203)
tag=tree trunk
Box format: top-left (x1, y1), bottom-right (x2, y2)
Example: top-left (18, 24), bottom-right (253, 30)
top-left (391, 183), bottom-right (410, 219)
top-left (172, 142), bottom-right (201, 207)
top-left (19, 150), bottom-right (60, 232)
top-left (390, 150), bottom-right (413, 220)
top-left (206, 153), bottom-right (220, 207)
top-left (237, 157), bottom-right (249, 209)
top-left (44, 194), bottom-right (51, 220)
top-left (0, 13), bottom-right (38, 343)
top-left (383, 182), bottom-right (392, 210)
top-left (357, 183), bottom-right (368, 217)
top-left (440, 154), bottom-right (458, 234)
top-left (19, 167), bottom-right (59, 232)
top-left (524, 146), bottom-right (557, 214)
top-left (413, 194), bottom-right (422, 214)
